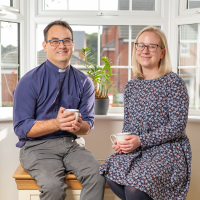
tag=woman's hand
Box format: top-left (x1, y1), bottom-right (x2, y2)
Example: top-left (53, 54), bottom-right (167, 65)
top-left (112, 140), bottom-right (122, 154)
top-left (118, 135), bottom-right (141, 154)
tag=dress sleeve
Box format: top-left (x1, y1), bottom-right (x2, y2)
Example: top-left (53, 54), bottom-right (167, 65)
top-left (78, 77), bottom-right (95, 130)
top-left (13, 76), bottom-right (38, 140)
top-left (139, 76), bottom-right (189, 149)
top-left (122, 81), bottom-right (133, 133)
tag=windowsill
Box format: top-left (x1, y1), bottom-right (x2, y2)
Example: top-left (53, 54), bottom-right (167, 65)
top-left (188, 116), bottom-right (200, 123)
top-left (0, 108), bottom-right (200, 123)
top-left (95, 113), bottom-right (124, 120)
top-left (95, 114), bottom-right (200, 123)
top-left (0, 107), bottom-right (13, 122)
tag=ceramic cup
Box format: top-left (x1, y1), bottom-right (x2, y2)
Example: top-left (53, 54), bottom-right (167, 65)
top-left (110, 132), bottom-right (131, 144)
top-left (64, 109), bottom-right (79, 122)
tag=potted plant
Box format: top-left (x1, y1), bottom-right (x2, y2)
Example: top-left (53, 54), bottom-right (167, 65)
top-left (80, 47), bottom-right (113, 115)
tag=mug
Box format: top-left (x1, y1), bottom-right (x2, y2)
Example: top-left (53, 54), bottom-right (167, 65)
top-left (110, 132), bottom-right (131, 144)
top-left (64, 109), bottom-right (79, 122)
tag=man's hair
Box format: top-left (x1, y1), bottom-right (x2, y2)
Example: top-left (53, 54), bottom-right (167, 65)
top-left (132, 26), bottom-right (172, 79)
top-left (43, 20), bottom-right (73, 42)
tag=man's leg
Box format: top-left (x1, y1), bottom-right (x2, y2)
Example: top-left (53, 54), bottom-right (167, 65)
top-left (63, 137), bottom-right (106, 200)
top-left (20, 139), bottom-right (68, 200)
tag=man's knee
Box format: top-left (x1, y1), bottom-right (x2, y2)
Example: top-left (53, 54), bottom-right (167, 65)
top-left (39, 178), bottom-right (67, 200)
top-left (81, 160), bottom-right (105, 185)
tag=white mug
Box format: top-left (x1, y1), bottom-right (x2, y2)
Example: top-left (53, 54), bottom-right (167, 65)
top-left (110, 132), bottom-right (131, 144)
top-left (64, 109), bottom-right (79, 122)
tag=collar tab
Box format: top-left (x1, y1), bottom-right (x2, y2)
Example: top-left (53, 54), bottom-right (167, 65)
top-left (58, 68), bottom-right (66, 73)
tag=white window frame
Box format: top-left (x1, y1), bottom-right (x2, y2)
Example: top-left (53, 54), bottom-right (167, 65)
top-left (170, 0), bottom-right (200, 115)
top-left (0, 0), bottom-right (20, 12)
top-left (179, 0), bottom-right (200, 15)
top-left (2, 0), bottom-right (199, 116)
top-left (28, 0), bottom-right (170, 114)
top-left (0, 0), bottom-right (28, 111)
top-left (179, 42), bottom-right (190, 56)
top-left (0, 0), bottom-right (199, 119)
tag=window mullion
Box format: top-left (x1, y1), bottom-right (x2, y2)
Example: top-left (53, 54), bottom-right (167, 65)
top-left (97, 25), bottom-right (101, 90)
top-left (67, 0), bottom-right (69, 10)
top-left (178, 26), bottom-right (181, 75)
top-left (128, 25), bottom-right (132, 81)
top-left (129, 0), bottom-right (132, 11)
top-left (195, 23), bottom-right (200, 109)
top-left (0, 21), bottom-right (2, 107)
top-left (10, 0), bottom-right (13, 7)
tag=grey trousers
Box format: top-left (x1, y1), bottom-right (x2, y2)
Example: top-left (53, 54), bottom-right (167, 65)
top-left (20, 137), bottom-right (105, 200)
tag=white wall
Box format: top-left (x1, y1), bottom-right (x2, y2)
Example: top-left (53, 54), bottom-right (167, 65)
top-left (0, 119), bottom-right (199, 200)
top-left (0, 121), bottom-right (20, 200)
top-left (186, 122), bottom-right (200, 200)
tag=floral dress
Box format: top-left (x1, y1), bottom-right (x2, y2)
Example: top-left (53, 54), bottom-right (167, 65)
top-left (99, 72), bottom-right (191, 200)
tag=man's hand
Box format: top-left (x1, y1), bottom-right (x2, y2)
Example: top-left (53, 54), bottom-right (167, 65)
top-left (27, 107), bottom-right (90, 138)
top-left (55, 107), bottom-right (82, 133)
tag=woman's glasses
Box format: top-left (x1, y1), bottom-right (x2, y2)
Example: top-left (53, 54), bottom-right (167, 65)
top-left (135, 43), bottom-right (164, 52)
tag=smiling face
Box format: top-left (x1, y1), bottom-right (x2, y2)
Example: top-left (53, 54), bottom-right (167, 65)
top-left (136, 31), bottom-right (165, 73)
top-left (42, 25), bottom-right (75, 69)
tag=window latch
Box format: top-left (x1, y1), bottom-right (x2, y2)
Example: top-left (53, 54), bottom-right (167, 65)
top-left (195, 10), bottom-right (200, 14)
top-left (96, 12), bottom-right (118, 16)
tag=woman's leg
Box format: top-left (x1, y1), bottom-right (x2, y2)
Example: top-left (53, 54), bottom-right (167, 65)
top-left (124, 186), bottom-right (153, 200)
top-left (106, 178), bottom-right (126, 200)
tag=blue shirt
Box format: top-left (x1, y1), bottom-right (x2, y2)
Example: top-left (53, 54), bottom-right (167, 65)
top-left (13, 60), bottom-right (95, 148)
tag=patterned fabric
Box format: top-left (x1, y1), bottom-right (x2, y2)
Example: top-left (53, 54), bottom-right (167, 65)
top-left (99, 72), bottom-right (191, 200)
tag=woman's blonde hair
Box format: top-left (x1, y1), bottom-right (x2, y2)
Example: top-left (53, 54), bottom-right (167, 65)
top-left (132, 26), bottom-right (172, 79)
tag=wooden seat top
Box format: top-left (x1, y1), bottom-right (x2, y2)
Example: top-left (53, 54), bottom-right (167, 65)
top-left (13, 164), bottom-right (78, 180)
top-left (13, 161), bottom-right (107, 190)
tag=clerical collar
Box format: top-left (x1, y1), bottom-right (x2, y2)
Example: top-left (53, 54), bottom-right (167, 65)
top-left (58, 68), bottom-right (67, 73)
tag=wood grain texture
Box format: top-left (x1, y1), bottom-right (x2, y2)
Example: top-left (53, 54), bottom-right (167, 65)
top-left (13, 162), bottom-right (109, 190)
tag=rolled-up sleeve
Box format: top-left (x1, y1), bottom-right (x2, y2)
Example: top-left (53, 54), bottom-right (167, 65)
top-left (79, 77), bottom-right (95, 130)
top-left (13, 75), bottom-right (37, 140)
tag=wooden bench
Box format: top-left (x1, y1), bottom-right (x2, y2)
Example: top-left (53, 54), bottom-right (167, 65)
top-left (13, 162), bottom-right (109, 190)
top-left (13, 162), bottom-right (119, 200)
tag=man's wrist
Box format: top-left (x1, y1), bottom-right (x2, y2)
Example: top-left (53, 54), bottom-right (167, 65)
top-left (53, 118), bottom-right (60, 130)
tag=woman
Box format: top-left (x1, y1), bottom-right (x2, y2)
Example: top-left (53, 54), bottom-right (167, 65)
top-left (99, 26), bottom-right (191, 200)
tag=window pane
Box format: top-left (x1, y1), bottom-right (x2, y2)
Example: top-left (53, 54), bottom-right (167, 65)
top-left (180, 24), bottom-right (198, 40)
top-left (100, 0), bottom-right (155, 11)
top-left (109, 68), bottom-right (127, 107)
top-left (179, 68), bottom-right (197, 109)
top-left (1, 21), bottom-right (19, 107)
top-left (37, 24), bottom-right (46, 65)
top-left (100, 25), bottom-right (129, 107)
top-left (1, 22), bottom-right (19, 64)
top-left (178, 24), bottom-right (200, 109)
top-left (70, 25), bottom-right (98, 70)
top-left (44, 0), bottom-right (67, 10)
top-left (187, 0), bottom-right (200, 9)
top-left (69, 0), bottom-right (98, 10)
top-left (132, 0), bottom-right (155, 11)
top-left (100, 0), bottom-right (129, 10)
top-left (179, 24), bottom-right (198, 68)
top-left (0, 0), bottom-right (11, 6)
top-left (1, 69), bottom-right (18, 107)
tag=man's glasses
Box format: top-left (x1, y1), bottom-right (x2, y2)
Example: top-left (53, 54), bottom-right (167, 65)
top-left (135, 43), bottom-right (164, 52)
top-left (47, 39), bottom-right (73, 47)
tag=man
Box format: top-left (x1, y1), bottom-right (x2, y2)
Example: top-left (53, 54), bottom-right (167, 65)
top-left (13, 20), bottom-right (105, 200)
